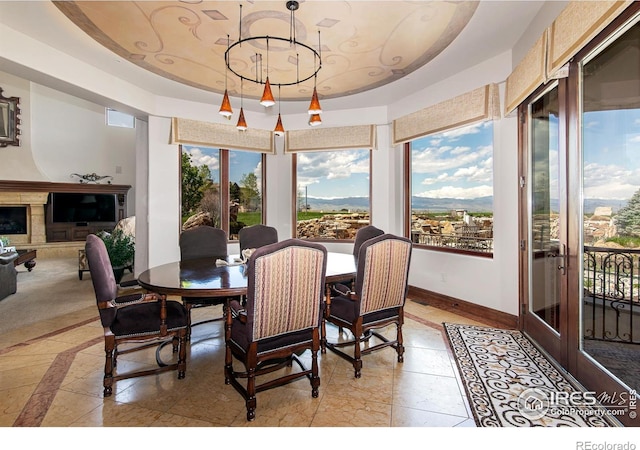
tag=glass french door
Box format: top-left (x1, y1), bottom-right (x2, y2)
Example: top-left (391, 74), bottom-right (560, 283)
top-left (520, 8), bottom-right (640, 426)
top-left (521, 83), bottom-right (568, 366)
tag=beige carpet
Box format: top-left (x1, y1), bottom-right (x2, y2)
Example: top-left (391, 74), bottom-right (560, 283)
top-left (0, 257), bottom-right (98, 335)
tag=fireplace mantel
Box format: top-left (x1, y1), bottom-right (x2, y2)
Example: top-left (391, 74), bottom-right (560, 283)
top-left (0, 180), bottom-right (130, 194)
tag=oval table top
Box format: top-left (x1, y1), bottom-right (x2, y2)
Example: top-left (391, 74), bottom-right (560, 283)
top-left (137, 252), bottom-right (356, 298)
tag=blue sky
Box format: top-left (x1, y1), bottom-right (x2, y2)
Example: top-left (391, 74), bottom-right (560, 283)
top-left (411, 121), bottom-right (493, 200)
top-left (296, 149), bottom-right (370, 199)
top-left (183, 146), bottom-right (263, 186)
top-left (583, 109), bottom-right (640, 201)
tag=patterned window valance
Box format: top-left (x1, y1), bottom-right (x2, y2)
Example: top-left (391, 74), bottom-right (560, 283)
top-left (547, 0), bottom-right (633, 78)
top-left (284, 124), bottom-right (377, 153)
top-left (504, 0), bottom-right (633, 116)
top-left (504, 31), bottom-right (548, 116)
top-left (170, 117), bottom-right (275, 154)
top-left (392, 83), bottom-right (500, 146)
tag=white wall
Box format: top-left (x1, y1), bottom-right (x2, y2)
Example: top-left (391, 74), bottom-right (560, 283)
top-left (0, 71), bottom-right (47, 181)
top-left (0, 70), bottom-right (137, 217)
top-left (383, 51), bottom-right (520, 315)
top-left (146, 116), bottom-right (182, 267)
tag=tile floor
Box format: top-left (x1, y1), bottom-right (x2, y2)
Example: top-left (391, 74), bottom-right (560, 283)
top-left (3, 257), bottom-right (633, 448)
top-left (1, 299), bottom-right (489, 428)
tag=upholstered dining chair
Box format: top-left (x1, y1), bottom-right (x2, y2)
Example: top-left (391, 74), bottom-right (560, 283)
top-left (321, 234), bottom-right (412, 378)
top-left (85, 234), bottom-right (187, 396)
top-left (179, 225), bottom-right (229, 339)
top-left (238, 224), bottom-right (278, 253)
top-left (334, 225), bottom-right (384, 334)
top-left (352, 225), bottom-right (384, 260)
top-left (224, 238), bottom-right (327, 421)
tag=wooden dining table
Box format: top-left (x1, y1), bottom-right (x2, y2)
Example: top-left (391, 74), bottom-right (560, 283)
top-left (137, 251), bottom-right (356, 299)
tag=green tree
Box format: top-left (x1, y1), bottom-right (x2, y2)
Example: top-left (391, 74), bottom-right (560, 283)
top-left (615, 188), bottom-right (640, 237)
top-left (229, 182), bottom-right (242, 203)
top-left (239, 173), bottom-right (260, 211)
top-left (181, 152), bottom-right (212, 218)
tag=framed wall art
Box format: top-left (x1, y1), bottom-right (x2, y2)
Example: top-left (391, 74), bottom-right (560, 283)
top-left (0, 88), bottom-right (21, 147)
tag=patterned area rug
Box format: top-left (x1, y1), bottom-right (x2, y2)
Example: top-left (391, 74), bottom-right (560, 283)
top-left (444, 323), bottom-right (620, 427)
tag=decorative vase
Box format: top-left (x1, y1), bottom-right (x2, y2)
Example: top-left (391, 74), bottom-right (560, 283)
top-left (112, 267), bottom-right (126, 284)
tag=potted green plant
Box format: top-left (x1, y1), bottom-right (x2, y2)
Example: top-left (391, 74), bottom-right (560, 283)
top-left (97, 228), bottom-right (134, 283)
top-left (0, 236), bottom-right (9, 254)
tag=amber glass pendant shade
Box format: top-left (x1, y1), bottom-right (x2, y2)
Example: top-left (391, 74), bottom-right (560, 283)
top-left (308, 87), bottom-right (322, 115)
top-left (274, 114), bottom-right (285, 136)
top-left (236, 108), bottom-right (247, 131)
top-left (219, 89), bottom-right (233, 118)
top-left (308, 113), bottom-right (322, 127)
top-left (260, 78), bottom-right (276, 107)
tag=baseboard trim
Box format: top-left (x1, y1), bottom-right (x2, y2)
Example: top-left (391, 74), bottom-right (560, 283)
top-left (408, 285), bottom-right (518, 330)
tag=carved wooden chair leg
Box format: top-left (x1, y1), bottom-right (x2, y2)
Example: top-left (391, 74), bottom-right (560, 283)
top-left (177, 331), bottom-right (187, 379)
top-left (246, 368), bottom-right (257, 421)
top-left (103, 335), bottom-right (116, 397)
top-left (353, 326), bottom-right (363, 378)
top-left (396, 322), bottom-right (405, 363)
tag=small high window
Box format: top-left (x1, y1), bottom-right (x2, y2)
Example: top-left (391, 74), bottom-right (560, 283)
top-left (106, 108), bottom-right (135, 128)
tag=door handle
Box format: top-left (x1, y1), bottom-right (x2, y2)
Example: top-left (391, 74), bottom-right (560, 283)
top-left (547, 244), bottom-right (567, 274)
top-left (557, 243), bottom-right (567, 275)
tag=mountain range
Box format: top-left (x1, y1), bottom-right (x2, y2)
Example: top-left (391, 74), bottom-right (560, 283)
top-left (302, 196), bottom-right (628, 215)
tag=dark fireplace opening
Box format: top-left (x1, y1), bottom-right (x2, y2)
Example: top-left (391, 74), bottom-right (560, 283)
top-left (0, 206), bottom-right (28, 235)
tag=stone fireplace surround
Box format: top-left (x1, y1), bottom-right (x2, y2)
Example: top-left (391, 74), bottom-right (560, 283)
top-left (0, 180), bottom-right (130, 258)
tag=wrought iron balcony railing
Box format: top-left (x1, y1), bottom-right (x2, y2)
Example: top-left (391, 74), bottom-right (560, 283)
top-left (411, 231), bottom-right (494, 253)
top-left (583, 245), bottom-right (639, 345)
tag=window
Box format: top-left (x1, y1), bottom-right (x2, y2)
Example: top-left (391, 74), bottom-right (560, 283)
top-left (408, 121), bottom-right (494, 255)
top-left (294, 149), bottom-right (371, 240)
top-left (106, 108), bottom-right (135, 128)
top-left (181, 145), bottom-right (264, 240)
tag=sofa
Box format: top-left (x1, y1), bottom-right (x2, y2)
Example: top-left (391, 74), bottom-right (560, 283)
top-left (0, 251), bottom-right (18, 301)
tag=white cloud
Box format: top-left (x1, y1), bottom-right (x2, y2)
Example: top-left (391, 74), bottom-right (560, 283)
top-left (415, 185), bottom-right (493, 199)
top-left (412, 146), bottom-right (491, 174)
top-left (186, 147), bottom-right (219, 171)
top-left (450, 146), bottom-right (471, 155)
top-left (583, 162), bottom-right (640, 200)
top-left (452, 165), bottom-right (493, 183)
top-left (439, 122), bottom-right (483, 139)
top-left (298, 149), bottom-right (369, 186)
top-left (421, 173), bottom-right (449, 186)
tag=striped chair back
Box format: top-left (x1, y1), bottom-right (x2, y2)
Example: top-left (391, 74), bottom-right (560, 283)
top-left (246, 239), bottom-right (327, 341)
top-left (355, 234), bottom-right (412, 316)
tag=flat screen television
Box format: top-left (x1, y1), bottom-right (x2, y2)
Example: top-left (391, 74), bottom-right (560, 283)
top-left (50, 192), bottom-right (117, 223)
